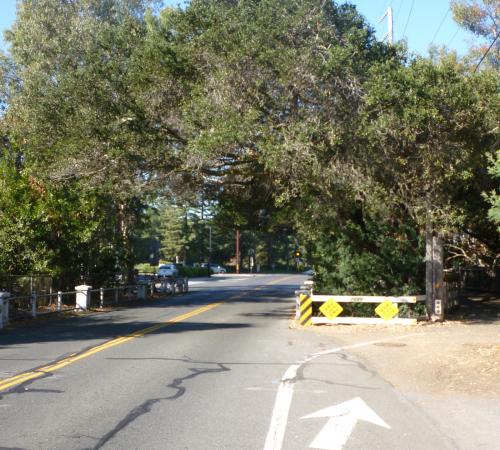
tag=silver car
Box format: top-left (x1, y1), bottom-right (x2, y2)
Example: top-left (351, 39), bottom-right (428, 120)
top-left (209, 264), bottom-right (226, 274)
top-left (157, 264), bottom-right (178, 277)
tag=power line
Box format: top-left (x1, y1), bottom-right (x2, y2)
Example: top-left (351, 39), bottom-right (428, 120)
top-left (402, 0), bottom-right (415, 39)
top-left (394, 0), bottom-right (406, 40)
top-left (395, 0), bottom-right (406, 23)
top-left (377, 1), bottom-right (395, 24)
top-left (430, 8), bottom-right (450, 45)
top-left (474, 33), bottom-right (500, 73)
top-left (447, 28), bottom-right (460, 48)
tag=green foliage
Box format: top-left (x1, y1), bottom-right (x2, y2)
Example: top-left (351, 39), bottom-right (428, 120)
top-left (4, 0), bottom-right (162, 194)
top-left (398, 302), bottom-right (427, 319)
top-left (159, 203), bottom-right (190, 262)
top-left (309, 214), bottom-right (424, 296)
top-left (451, 0), bottom-right (499, 40)
top-left (0, 148), bottom-right (127, 287)
top-left (0, 155), bottom-right (51, 274)
top-left (177, 266), bottom-right (210, 278)
top-left (362, 58), bottom-right (492, 227)
top-left (134, 263), bottom-right (156, 274)
top-left (486, 150), bottom-right (500, 229)
top-left (2, 0), bottom-right (189, 284)
top-left (1, 0), bottom-right (497, 296)
top-left (451, 0), bottom-right (499, 70)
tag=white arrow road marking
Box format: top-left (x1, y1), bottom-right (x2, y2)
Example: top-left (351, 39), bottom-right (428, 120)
top-left (301, 397), bottom-right (390, 450)
top-left (263, 334), bottom-right (417, 450)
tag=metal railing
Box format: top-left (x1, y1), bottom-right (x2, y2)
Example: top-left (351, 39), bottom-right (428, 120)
top-left (6, 291), bottom-right (78, 321)
top-left (0, 276), bottom-right (189, 329)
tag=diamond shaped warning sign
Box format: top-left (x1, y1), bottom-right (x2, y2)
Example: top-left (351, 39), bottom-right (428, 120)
top-left (319, 299), bottom-right (343, 320)
top-left (375, 300), bottom-right (399, 321)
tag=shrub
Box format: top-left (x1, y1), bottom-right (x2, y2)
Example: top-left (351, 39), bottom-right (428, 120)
top-left (134, 263), bottom-right (156, 274)
top-left (178, 266), bottom-right (210, 277)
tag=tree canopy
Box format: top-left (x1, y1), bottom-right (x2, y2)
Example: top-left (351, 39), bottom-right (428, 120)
top-left (0, 0), bottom-right (498, 295)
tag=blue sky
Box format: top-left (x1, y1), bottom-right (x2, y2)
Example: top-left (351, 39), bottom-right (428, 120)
top-left (0, 0), bottom-right (477, 56)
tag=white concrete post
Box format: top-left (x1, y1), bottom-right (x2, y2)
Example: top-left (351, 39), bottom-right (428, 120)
top-left (57, 291), bottom-right (63, 311)
top-left (0, 292), bottom-right (10, 329)
top-left (304, 280), bottom-right (314, 294)
top-left (150, 282), bottom-right (154, 297)
top-left (100, 288), bottom-right (104, 308)
top-left (294, 290), bottom-right (309, 320)
top-left (75, 285), bottom-right (92, 310)
top-left (114, 288), bottom-right (119, 304)
top-left (31, 293), bottom-right (37, 318)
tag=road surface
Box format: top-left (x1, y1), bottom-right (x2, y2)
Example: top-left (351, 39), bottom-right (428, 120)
top-left (1, 274), bottom-right (455, 450)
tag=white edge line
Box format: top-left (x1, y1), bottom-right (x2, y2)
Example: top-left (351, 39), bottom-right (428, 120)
top-left (263, 333), bottom-right (419, 450)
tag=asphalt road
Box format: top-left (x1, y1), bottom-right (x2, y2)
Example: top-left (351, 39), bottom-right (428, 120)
top-left (0, 274), bottom-right (456, 450)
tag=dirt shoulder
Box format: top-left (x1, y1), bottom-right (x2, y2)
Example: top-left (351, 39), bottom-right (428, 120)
top-left (303, 293), bottom-right (500, 397)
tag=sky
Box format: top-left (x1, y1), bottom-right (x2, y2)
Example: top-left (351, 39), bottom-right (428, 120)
top-left (0, 0), bottom-right (477, 56)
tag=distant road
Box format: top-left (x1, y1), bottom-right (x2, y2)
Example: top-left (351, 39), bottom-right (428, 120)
top-left (1, 274), bottom-right (454, 450)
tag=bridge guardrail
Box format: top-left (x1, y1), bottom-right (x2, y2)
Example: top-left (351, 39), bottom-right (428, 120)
top-left (0, 276), bottom-right (189, 329)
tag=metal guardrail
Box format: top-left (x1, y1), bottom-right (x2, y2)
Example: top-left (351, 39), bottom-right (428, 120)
top-left (0, 276), bottom-right (189, 329)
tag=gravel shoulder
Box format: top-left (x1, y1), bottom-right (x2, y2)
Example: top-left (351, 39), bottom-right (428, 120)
top-left (301, 292), bottom-right (500, 396)
top-left (311, 320), bottom-right (500, 396)
top-left (301, 292), bottom-right (500, 449)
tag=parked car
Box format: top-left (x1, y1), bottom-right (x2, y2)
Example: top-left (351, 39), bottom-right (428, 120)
top-left (208, 264), bottom-right (226, 274)
top-left (157, 263), bottom-right (178, 278)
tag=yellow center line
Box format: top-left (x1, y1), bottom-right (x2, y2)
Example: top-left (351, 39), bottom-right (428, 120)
top-left (253, 275), bottom-right (295, 291)
top-left (0, 302), bottom-right (222, 393)
top-left (266, 275), bottom-right (296, 285)
top-left (0, 275), bottom-right (296, 393)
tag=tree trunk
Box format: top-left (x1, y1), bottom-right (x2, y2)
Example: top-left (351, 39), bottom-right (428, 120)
top-left (267, 233), bottom-right (273, 268)
top-left (117, 203), bottom-right (133, 284)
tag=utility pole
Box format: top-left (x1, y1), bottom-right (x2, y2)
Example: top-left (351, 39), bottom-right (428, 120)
top-left (235, 229), bottom-right (240, 274)
top-left (209, 226), bottom-right (212, 257)
top-left (425, 224), bottom-right (445, 322)
top-left (379, 6), bottom-right (393, 45)
top-left (208, 225), bottom-right (212, 267)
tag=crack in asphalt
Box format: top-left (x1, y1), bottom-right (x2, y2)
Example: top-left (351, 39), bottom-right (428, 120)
top-left (295, 351), bottom-right (380, 391)
top-left (90, 363), bottom-right (230, 450)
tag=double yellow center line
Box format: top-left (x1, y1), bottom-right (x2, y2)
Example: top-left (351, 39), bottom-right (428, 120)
top-left (0, 302), bottom-right (222, 393)
top-left (0, 275), bottom-right (295, 394)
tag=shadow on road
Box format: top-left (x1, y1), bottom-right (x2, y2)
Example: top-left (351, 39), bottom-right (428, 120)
top-left (0, 281), bottom-right (297, 347)
top-left (0, 319), bottom-right (251, 347)
top-left (446, 291), bottom-right (500, 324)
